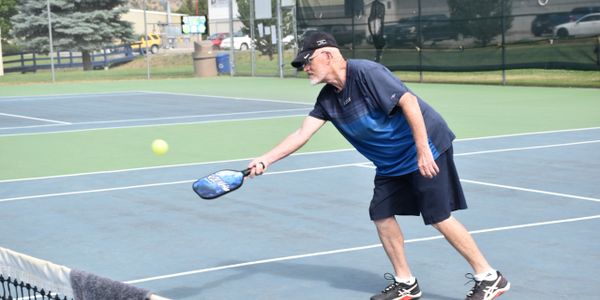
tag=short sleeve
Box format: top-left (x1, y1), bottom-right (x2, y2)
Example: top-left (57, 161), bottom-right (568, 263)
top-left (309, 102), bottom-right (328, 121)
top-left (361, 65), bottom-right (410, 115)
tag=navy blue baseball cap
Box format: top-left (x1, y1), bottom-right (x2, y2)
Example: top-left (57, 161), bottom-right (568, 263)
top-left (291, 31), bottom-right (339, 69)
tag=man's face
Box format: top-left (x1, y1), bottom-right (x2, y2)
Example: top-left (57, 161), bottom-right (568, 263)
top-left (303, 50), bottom-right (328, 85)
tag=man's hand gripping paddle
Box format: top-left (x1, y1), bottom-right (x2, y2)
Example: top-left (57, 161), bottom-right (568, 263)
top-left (192, 162), bottom-right (264, 200)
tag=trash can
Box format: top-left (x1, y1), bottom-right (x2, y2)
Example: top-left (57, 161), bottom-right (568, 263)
top-left (216, 53), bottom-right (231, 75)
top-left (193, 41), bottom-right (217, 77)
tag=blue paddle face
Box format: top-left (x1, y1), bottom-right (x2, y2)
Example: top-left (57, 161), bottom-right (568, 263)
top-left (192, 170), bottom-right (245, 199)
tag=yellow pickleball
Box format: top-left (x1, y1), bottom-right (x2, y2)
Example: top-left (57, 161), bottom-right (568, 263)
top-left (151, 139), bottom-right (169, 155)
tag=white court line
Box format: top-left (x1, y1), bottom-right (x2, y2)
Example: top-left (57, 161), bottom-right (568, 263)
top-left (0, 90), bottom-right (312, 134)
top-left (0, 108), bottom-right (309, 131)
top-left (455, 140), bottom-right (600, 156)
top-left (2, 154), bottom-right (599, 204)
top-left (63, 108), bottom-right (309, 125)
top-left (0, 123), bottom-right (69, 131)
top-left (461, 179), bottom-right (600, 202)
top-left (355, 164), bottom-right (600, 203)
top-left (0, 112), bottom-right (71, 125)
top-left (456, 126), bottom-right (600, 142)
top-left (2, 135), bottom-right (598, 184)
top-left (0, 114), bottom-right (308, 137)
top-left (125, 214), bottom-right (600, 284)
top-left (0, 90), bottom-right (313, 106)
top-left (0, 148), bottom-right (358, 184)
top-left (0, 180), bottom-right (193, 203)
top-left (139, 90), bottom-right (314, 106)
top-left (0, 163), bottom-right (367, 203)
top-left (0, 91), bottom-right (147, 102)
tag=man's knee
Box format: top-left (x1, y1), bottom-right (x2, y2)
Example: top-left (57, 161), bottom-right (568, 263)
top-left (373, 216), bottom-right (402, 236)
top-left (430, 215), bottom-right (454, 231)
top-left (373, 216), bottom-right (396, 227)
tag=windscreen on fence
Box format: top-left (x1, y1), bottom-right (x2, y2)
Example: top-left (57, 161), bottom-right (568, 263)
top-left (296, 0), bottom-right (600, 71)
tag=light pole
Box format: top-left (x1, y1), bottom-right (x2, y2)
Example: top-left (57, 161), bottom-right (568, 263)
top-left (47, 0), bottom-right (56, 83)
top-left (143, 0), bottom-right (150, 79)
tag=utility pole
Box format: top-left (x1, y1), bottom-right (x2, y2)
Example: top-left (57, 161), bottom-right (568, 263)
top-left (143, 0), bottom-right (150, 79)
top-left (47, 0), bottom-right (56, 83)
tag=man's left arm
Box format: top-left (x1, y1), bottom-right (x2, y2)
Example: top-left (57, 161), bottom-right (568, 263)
top-left (398, 92), bottom-right (439, 178)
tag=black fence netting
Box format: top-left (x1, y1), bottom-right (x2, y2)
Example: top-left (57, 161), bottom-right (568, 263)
top-left (296, 0), bottom-right (600, 71)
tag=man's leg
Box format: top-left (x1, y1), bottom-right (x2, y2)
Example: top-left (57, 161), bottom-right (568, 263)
top-left (374, 216), bottom-right (413, 278)
top-left (431, 215), bottom-right (491, 274)
top-left (371, 216), bottom-right (423, 300)
top-left (432, 216), bottom-right (511, 299)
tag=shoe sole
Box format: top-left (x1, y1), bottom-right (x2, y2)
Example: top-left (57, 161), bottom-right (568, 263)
top-left (488, 282), bottom-right (511, 300)
top-left (395, 291), bottom-right (422, 300)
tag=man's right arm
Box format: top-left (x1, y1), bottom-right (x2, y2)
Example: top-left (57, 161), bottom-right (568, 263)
top-left (248, 116), bottom-right (326, 176)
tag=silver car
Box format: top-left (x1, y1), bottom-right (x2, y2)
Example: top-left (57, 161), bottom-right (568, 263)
top-left (554, 13), bottom-right (600, 38)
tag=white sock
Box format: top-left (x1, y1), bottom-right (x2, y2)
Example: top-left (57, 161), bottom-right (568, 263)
top-left (474, 269), bottom-right (498, 281)
top-left (394, 275), bottom-right (416, 285)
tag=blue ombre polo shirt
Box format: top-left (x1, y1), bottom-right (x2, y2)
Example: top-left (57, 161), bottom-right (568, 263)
top-left (309, 59), bottom-right (455, 176)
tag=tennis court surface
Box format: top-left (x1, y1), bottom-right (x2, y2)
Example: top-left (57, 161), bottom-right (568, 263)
top-left (1, 90), bottom-right (599, 299)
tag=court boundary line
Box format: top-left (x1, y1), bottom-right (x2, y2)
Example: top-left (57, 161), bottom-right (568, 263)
top-left (3, 150), bottom-right (599, 203)
top-left (0, 149), bottom-right (358, 184)
top-left (456, 126), bottom-right (600, 141)
top-left (1, 132), bottom-right (597, 184)
top-left (0, 108), bottom-right (310, 131)
top-left (0, 91), bottom-right (312, 106)
top-left (455, 140), bottom-right (600, 156)
top-left (139, 91), bottom-right (314, 106)
top-left (0, 112), bottom-right (71, 125)
top-left (0, 90), bottom-right (313, 136)
top-left (0, 163), bottom-right (366, 203)
top-left (0, 91), bottom-right (148, 102)
top-left (461, 179), bottom-right (600, 202)
top-left (0, 114), bottom-right (308, 138)
top-left (355, 163), bottom-right (599, 203)
top-left (124, 214), bottom-right (600, 284)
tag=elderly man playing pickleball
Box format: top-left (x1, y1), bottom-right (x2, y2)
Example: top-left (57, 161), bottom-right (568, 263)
top-left (248, 32), bottom-right (510, 300)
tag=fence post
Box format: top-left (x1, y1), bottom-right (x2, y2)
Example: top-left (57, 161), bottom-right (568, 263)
top-left (596, 37), bottom-right (600, 66)
top-left (418, 0), bottom-right (423, 82)
top-left (0, 28), bottom-right (3, 76)
top-left (501, 0), bottom-right (506, 85)
top-left (32, 52), bottom-right (37, 73)
top-left (20, 52), bottom-right (25, 73)
top-left (104, 48), bottom-right (108, 68)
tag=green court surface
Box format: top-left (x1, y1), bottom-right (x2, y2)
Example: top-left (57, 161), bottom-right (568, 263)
top-left (0, 77), bottom-right (598, 181)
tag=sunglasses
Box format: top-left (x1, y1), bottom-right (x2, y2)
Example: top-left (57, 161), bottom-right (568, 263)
top-left (304, 51), bottom-right (327, 67)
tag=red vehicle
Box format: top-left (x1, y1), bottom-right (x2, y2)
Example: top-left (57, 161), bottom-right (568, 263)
top-left (208, 32), bottom-right (229, 49)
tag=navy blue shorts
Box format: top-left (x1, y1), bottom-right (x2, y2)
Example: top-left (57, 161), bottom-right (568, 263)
top-left (369, 147), bottom-right (467, 225)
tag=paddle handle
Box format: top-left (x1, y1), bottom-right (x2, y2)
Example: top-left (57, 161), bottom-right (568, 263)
top-left (242, 162), bottom-right (266, 176)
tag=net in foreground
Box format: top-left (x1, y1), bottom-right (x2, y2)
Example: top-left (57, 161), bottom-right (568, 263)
top-left (0, 246), bottom-right (169, 300)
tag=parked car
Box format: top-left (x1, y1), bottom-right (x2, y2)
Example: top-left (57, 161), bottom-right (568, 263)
top-left (383, 14), bottom-right (458, 46)
top-left (530, 12), bottom-right (570, 37)
top-left (569, 6), bottom-right (600, 21)
top-left (297, 25), bottom-right (365, 47)
top-left (208, 32), bottom-right (229, 49)
top-left (131, 34), bottom-right (161, 54)
top-left (554, 13), bottom-right (600, 38)
top-left (282, 34), bottom-right (294, 45)
top-left (220, 31), bottom-right (252, 50)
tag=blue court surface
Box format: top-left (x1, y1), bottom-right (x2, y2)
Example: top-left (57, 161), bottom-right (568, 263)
top-left (1, 92), bottom-right (599, 299)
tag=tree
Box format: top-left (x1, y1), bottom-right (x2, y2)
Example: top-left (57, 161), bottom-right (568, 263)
top-left (0, 0), bottom-right (17, 48)
top-left (11, 0), bottom-right (134, 71)
top-left (236, 0), bottom-right (294, 60)
top-left (448, 0), bottom-right (513, 47)
top-left (177, 0), bottom-right (207, 16)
